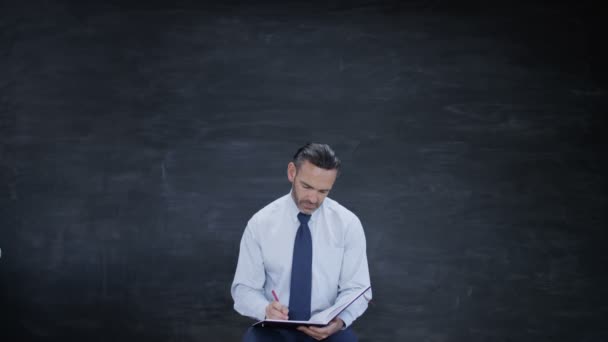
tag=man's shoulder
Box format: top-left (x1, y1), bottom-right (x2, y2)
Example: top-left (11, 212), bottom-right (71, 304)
top-left (249, 193), bottom-right (291, 223)
top-left (322, 197), bottom-right (360, 223)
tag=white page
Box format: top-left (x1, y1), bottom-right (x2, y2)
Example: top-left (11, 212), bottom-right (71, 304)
top-left (308, 285), bottom-right (371, 323)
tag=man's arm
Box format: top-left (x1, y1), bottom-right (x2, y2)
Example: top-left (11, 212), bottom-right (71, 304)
top-left (231, 221), bottom-right (270, 321)
top-left (335, 215), bottom-right (372, 328)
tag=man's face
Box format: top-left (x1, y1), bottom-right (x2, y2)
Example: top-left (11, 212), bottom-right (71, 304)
top-left (287, 160), bottom-right (338, 214)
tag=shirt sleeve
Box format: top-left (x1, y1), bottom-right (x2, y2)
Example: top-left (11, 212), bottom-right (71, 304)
top-left (231, 219), bottom-right (270, 321)
top-left (336, 215), bottom-right (372, 328)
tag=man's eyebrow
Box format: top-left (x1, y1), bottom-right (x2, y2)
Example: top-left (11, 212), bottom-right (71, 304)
top-left (300, 180), bottom-right (331, 192)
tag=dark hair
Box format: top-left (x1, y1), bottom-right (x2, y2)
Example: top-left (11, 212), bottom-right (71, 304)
top-left (293, 143), bottom-right (341, 173)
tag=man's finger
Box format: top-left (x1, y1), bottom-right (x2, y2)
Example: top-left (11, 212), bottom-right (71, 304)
top-left (266, 302), bottom-right (289, 320)
top-left (272, 302), bottom-right (289, 316)
top-left (297, 326), bottom-right (326, 340)
top-left (271, 308), bottom-right (288, 320)
top-left (308, 326), bottom-right (328, 333)
top-left (277, 304), bottom-right (288, 315)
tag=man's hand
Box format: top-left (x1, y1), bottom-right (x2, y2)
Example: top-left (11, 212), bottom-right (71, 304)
top-left (297, 318), bottom-right (344, 340)
top-left (265, 301), bottom-right (289, 320)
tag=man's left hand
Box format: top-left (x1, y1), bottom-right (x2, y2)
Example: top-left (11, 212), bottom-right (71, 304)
top-left (297, 318), bottom-right (344, 341)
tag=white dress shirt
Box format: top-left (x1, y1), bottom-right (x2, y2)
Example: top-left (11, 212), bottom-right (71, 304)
top-left (231, 192), bottom-right (371, 328)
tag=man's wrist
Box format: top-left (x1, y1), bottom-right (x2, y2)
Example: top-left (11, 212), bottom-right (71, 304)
top-left (336, 318), bottom-right (345, 330)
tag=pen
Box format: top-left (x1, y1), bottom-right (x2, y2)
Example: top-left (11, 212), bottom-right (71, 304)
top-left (272, 290), bottom-right (280, 302)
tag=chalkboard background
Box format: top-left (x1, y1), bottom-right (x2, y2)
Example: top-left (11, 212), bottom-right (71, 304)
top-left (1, 1), bottom-right (606, 341)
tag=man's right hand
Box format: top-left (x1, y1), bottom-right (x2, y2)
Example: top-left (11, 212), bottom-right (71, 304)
top-left (265, 301), bottom-right (289, 320)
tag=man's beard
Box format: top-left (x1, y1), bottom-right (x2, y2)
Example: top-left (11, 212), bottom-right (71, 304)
top-left (292, 187), bottom-right (319, 212)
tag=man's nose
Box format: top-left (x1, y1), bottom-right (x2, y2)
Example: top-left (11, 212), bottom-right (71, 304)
top-left (308, 193), bottom-right (318, 203)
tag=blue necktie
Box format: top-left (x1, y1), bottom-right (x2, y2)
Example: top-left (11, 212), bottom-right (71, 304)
top-left (289, 212), bottom-right (312, 321)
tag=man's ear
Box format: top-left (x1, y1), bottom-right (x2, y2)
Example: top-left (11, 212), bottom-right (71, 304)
top-left (287, 162), bottom-right (296, 183)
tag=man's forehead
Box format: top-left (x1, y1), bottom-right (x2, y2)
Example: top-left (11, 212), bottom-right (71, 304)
top-left (296, 161), bottom-right (337, 188)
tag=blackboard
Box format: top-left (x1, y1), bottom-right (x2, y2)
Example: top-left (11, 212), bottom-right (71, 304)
top-left (1, 1), bottom-right (606, 341)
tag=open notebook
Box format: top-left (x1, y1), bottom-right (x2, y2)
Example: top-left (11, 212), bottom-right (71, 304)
top-left (252, 285), bottom-right (371, 328)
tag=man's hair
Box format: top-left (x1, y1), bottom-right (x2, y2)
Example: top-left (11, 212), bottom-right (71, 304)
top-left (293, 143), bottom-right (341, 173)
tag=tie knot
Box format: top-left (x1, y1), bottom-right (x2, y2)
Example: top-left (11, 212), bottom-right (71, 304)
top-left (297, 212), bottom-right (311, 224)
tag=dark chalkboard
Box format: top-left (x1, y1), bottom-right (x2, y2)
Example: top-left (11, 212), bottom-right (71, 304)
top-left (1, 1), bottom-right (606, 341)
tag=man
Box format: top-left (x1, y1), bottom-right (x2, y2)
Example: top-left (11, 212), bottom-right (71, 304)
top-left (231, 143), bottom-right (371, 342)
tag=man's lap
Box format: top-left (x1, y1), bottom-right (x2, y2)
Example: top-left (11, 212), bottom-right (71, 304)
top-left (242, 326), bottom-right (357, 342)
